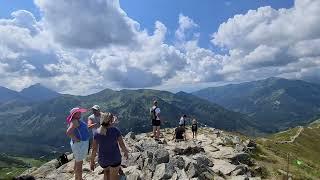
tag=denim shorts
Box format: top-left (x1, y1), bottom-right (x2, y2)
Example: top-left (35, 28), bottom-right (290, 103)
top-left (70, 140), bottom-right (89, 162)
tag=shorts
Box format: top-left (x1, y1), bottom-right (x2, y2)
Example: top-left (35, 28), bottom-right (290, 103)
top-left (100, 161), bottom-right (121, 169)
top-left (70, 140), bottom-right (89, 162)
top-left (152, 119), bottom-right (161, 127)
top-left (192, 128), bottom-right (198, 132)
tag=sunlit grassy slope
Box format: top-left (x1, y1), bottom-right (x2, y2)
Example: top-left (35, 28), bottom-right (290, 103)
top-left (255, 119), bottom-right (320, 179)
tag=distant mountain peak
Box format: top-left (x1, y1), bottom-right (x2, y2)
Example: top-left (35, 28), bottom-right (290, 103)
top-left (20, 83), bottom-right (60, 102)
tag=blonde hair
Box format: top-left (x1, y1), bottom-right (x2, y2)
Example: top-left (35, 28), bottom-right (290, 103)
top-left (99, 112), bottom-right (114, 135)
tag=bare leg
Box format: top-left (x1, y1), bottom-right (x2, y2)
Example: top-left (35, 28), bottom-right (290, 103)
top-left (104, 168), bottom-right (110, 180)
top-left (153, 126), bottom-right (157, 139)
top-left (74, 161), bottom-right (83, 180)
top-left (109, 166), bottom-right (120, 180)
top-left (156, 126), bottom-right (160, 140)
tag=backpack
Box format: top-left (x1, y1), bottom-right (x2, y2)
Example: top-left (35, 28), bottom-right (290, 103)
top-left (150, 106), bottom-right (157, 120)
top-left (57, 153), bottom-right (68, 167)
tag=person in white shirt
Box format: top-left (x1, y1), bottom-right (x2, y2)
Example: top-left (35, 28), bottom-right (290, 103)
top-left (150, 100), bottom-right (161, 141)
top-left (87, 105), bottom-right (101, 153)
top-left (88, 105), bottom-right (101, 133)
top-left (179, 114), bottom-right (187, 127)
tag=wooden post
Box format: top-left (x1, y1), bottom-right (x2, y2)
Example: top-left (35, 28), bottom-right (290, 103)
top-left (287, 153), bottom-right (290, 180)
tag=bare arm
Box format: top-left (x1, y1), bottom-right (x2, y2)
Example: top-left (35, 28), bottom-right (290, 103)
top-left (66, 121), bottom-right (80, 142)
top-left (118, 136), bottom-right (129, 159)
top-left (87, 117), bottom-right (97, 129)
top-left (90, 140), bottom-right (98, 171)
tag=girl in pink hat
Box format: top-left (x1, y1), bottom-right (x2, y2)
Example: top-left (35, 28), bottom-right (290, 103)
top-left (66, 107), bottom-right (89, 180)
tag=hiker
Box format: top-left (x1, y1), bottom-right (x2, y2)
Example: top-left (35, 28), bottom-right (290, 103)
top-left (88, 105), bottom-right (101, 153)
top-left (90, 112), bottom-right (129, 180)
top-left (66, 107), bottom-right (90, 180)
top-left (150, 100), bottom-right (161, 141)
top-left (192, 119), bottom-right (198, 139)
top-left (179, 114), bottom-right (187, 127)
top-left (173, 124), bottom-right (186, 142)
top-left (88, 105), bottom-right (101, 132)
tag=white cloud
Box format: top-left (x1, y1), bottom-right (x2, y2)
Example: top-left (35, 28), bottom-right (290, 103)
top-left (212, 0), bottom-right (320, 83)
top-left (34, 0), bottom-right (138, 49)
top-left (0, 0), bottom-right (319, 94)
top-left (175, 14), bottom-right (199, 41)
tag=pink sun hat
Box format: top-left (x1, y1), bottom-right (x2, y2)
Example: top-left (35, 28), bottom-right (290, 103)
top-left (66, 107), bottom-right (87, 124)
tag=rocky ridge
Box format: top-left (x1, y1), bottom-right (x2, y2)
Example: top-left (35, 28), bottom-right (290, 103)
top-left (21, 128), bottom-right (263, 180)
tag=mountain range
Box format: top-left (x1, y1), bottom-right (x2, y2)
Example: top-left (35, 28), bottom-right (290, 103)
top-left (1, 77), bottom-right (320, 157)
top-left (0, 88), bottom-right (257, 157)
top-left (0, 84), bottom-right (60, 103)
top-left (193, 77), bottom-right (320, 133)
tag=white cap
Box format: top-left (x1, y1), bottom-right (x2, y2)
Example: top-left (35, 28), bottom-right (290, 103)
top-left (91, 105), bottom-right (100, 111)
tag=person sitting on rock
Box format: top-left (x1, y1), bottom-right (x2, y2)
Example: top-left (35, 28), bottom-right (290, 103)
top-left (90, 112), bottom-right (129, 180)
top-left (173, 124), bottom-right (186, 142)
top-left (191, 119), bottom-right (198, 139)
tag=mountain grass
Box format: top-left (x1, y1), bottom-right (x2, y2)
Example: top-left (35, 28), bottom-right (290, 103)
top-left (0, 154), bottom-right (46, 179)
top-left (255, 119), bottom-right (320, 179)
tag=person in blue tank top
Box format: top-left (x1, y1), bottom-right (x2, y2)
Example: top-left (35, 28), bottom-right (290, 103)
top-left (90, 112), bottom-right (129, 180)
top-left (66, 107), bottom-right (89, 180)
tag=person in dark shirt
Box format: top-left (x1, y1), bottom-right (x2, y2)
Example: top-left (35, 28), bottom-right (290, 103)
top-left (174, 124), bottom-right (186, 142)
top-left (90, 112), bottom-right (129, 180)
top-left (191, 119), bottom-right (198, 139)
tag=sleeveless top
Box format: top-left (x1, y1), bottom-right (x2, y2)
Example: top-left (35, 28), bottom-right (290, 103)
top-left (72, 120), bottom-right (90, 141)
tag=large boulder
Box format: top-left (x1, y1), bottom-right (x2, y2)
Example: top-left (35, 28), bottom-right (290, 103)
top-left (211, 159), bottom-right (237, 176)
top-left (169, 156), bottom-right (185, 170)
top-left (154, 149), bottom-right (170, 164)
top-left (194, 154), bottom-right (214, 167)
top-left (153, 163), bottom-right (175, 180)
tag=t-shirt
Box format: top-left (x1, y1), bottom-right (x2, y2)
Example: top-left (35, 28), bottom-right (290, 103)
top-left (93, 127), bottom-right (122, 166)
top-left (192, 123), bottom-right (198, 131)
top-left (175, 126), bottom-right (185, 140)
top-left (152, 106), bottom-right (161, 120)
top-left (88, 114), bottom-right (101, 133)
top-left (179, 117), bottom-right (186, 126)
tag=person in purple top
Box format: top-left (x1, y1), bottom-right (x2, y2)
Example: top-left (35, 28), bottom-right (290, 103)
top-left (90, 112), bottom-right (129, 180)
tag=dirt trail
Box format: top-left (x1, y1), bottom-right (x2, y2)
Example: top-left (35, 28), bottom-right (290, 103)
top-left (279, 126), bottom-right (303, 144)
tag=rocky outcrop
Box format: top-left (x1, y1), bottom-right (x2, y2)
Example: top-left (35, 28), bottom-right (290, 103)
top-left (21, 128), bottom-right (262, 180)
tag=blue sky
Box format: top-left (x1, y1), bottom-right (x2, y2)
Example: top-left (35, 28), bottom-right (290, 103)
top-left (1, 0), bottom-right (293, 48)
top-left (0, 0), bottom-right (319, 95)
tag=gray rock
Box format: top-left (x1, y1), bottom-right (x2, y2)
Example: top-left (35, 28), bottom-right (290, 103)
top-left (153, 163), bottom-right (175, 180)
top-left (231, 153), bottom-right (253, 166)
top-left (211, 159), bottom-right (237, 175)
top-left (186, 163), bottom-right (199, 178)
top-left (154, 149), bottom-right (170, 164)
top-left (199, 171), bottom-right (215, 180)
top-left (169, 156), bottom-right (185, 169)
top-left (195, 154), bottom-right (214, 167)
top-left (232, 136), bottom-right (241, 144)
top-left (123, 166), bottom-right (142, 180)
top-left (231, 165), bottom-right (248, 176)
top-left (173, 146), bottom-right (205, 156)
top-left (176, 169), bottom-right (189, 179)
top-left (126, 132), bottom-right (136, 140)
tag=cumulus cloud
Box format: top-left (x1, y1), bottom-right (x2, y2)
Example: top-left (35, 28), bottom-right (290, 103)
top-left (34, 0), bottom-right (138, 49)
top-left (212, 0), bottom-right (320, 83)
top-left (0, 0), bottom-right (319, 94)
top-left (175, 14), bottom-right (199, 41)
